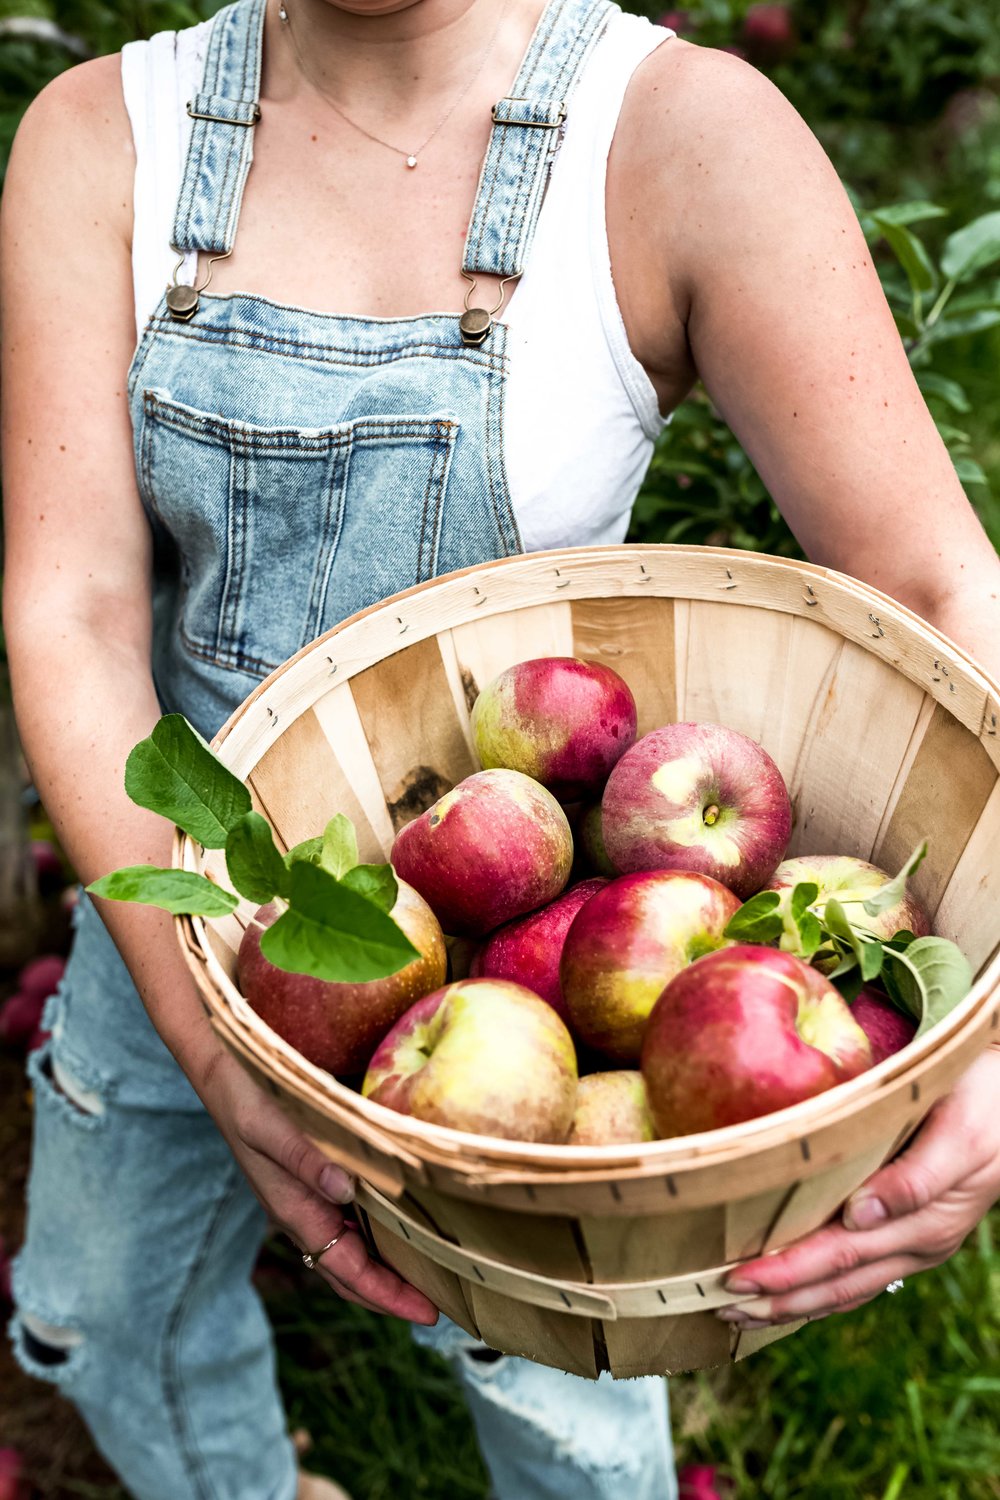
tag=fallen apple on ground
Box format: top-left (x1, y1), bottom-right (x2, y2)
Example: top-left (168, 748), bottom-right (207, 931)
top-left (469, 878), bottom-right (607, 1024)
top-left (567, 1071), bottom-right (657, 1145)
top-left (238, 880), bottom-right (446, 1076)
top-left (392, 768), bottom-right (573, 936)
top-left (471, 656), bottom-right (637, 802)
top-left (601, 722), bottom-right (792, 899)
top-left (561, 870), bottom-right (742, 1063)
top-left (362, 979), bottom-right (578, 1142)
top-left (642, 945), bottom-right (873, 1135)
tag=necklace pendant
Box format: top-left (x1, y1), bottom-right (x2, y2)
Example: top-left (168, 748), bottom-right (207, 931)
top-left (405, 155), bottom-right (418, 169)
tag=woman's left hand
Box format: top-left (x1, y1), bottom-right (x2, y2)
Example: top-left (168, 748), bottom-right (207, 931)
top-left (716, 1044), bottom-right (1000, 1331)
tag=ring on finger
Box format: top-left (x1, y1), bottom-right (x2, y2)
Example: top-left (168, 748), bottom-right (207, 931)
top-left (302, 1231), bottom-right (343, 1270)
top-left (885, 1278), bottom-right (905, 1294)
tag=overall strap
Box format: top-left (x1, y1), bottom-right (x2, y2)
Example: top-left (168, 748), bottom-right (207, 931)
top-left (172, 0), bottom-right (266, 255)
top-left (463, 0), bottom-right (616, 280)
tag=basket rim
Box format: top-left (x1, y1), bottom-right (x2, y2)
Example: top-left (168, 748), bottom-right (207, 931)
top-left (176, 543), bottom-right (1000, 1172)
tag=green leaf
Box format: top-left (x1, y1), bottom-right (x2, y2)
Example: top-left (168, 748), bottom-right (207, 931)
top-left (955, 457), bottom-right (989, 487)
top-left (883, 937), bottom-right (973, 1039)
top-left (87, 866), bottom-right (239, 917)
top-left (915, 371), bottom-right (972, 413)
top-left (872, 216), bottom-right (937, 295)
top-left (260, 861), bottom-right (419, 984)
top-left (867, 201), bottom-right (948, 229)
top-left (832, 967), bottom-right (866, 1004)
top-left (724, 890), bottom-right (783, 945)
top-left (941, 212), bottom-right (1000, 283)
top-left (124, 715), bottom-right (251, 849)
top-left (925, 309), bottom-right (1000, 344)
top-left (225, 812), bottom-right (289, 905)
top-left (790, 882), bottom-right (820, 921)
top-left (861, 841), bottom-right (927, 919)
top-left (824, 898), bottom-right (884, 980)
top-left (796, 910), bottom-right (824, 959)
top-left (320, 814), bottom-right (359, 879)
top-left (284, 836), bottom-right (324, 869)
top-left (340, 863), bottom-right (398, 914)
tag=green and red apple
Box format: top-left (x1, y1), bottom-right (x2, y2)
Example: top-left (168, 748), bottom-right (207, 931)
top-left (469, 878), bottom-right (607, 1025)
top-left (362, 978), bottom-right (578, 1142)
top-left (851, 985), bottom-right (918, 1064)
top-left (567, 1071), bottom-right (657, 1145)
top-left (560, 870), bottom-right (742, 1063)
top-left (391, 768), bottom-right (573, 936)
top-left (764, 854), bottom-right (931, 946)
top-left (601, 722), bottom-right (792, 900)
top-left (471, 657), bottom-right (637, 802)
top-left (641, 945), bottom-right (873, 1135)
top-left (238, 880), bottom-right (446, 1076)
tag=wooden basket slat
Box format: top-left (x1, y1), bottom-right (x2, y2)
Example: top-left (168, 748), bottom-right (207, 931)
top-left (579, 1208), bottom-right (725, 1282)
top-left (408, 1186), bottom-right (588, 1282)
top-left (362, 1215), bottom-right (482, 1339)
top-left (678, 600), bottom-right (793, 755)
top-left (605, 1311), bottom-right (731, 1378)
top-left (569, 594), bottom-right (677, 736)
top-left (467, 1288), bottom-right (600, 1378)
top-left (448, 600), bottom-right (575, 716)
top-left (933, 776), bottom-right (1000, 968)
top-left (724, 1183), bottom-right (799, 1264)
top-left (758, 1136), bottom-right (896, 1255)
top-left (733, 1318), bottom-right (807, 1362)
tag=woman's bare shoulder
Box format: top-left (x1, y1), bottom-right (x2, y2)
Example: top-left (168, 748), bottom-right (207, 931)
top-left (5, 54), bottom-right (134, 249)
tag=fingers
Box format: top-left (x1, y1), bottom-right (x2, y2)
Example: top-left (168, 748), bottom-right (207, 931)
top-left (236, 1093), bottom-right (356, 1206)
top-left (312, 1222), bottom-right (439, 1325)
top-left (718, 1254), bottom-right (918, 1329)
top-left (842, 1106), bottom-right (966, 1232)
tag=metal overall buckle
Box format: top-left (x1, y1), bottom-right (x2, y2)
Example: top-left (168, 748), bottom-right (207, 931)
top-left (165, 248), bottom-right (233, 323)
top-left (458, 272), bottom-right (521, 348)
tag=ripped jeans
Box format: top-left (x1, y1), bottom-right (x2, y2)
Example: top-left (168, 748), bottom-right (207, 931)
top-left (10, 896), bottom-right (677, 1500)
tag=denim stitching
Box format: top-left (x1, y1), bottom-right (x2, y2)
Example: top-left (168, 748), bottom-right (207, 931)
top-left (145, 318), bottom-right (506, 372)
top-left (305, 438), bottom-right (348, 637)
top-left (217, 439), bottom-right (242, 656)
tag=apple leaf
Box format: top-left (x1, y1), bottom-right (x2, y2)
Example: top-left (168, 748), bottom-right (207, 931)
top-left (824, 899), bottom-right (884, 981)
top-left (790, 881), bottom-right (820, 920)
top-left (861, 841), bottom-right (928, 919)
top-left (795, 909), bottom-right (824, 959)
top-left (87, 865), bottom-right (239, 917)
top-left (260, 861), bottom-right (418, 983)
top-left (320, 814), bottom-right (359, 879)
top-left (340, 863), bottom-right (398, 914)
top-left (882, 936), bottom-right (973, 1039)
top-left (225, 812), bottom-right (290, 905)
top-left (724, 890), bottom-right (784, 945)
top-left (284, 836), bottom-right (323, 869)
top-left (832, 966), bottom-right (866, 1004)
top-left (124, 715), bottom-right (251, 849)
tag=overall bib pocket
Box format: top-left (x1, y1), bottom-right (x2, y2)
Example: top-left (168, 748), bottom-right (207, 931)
top-left (138, 389), bottom-right (461, 676)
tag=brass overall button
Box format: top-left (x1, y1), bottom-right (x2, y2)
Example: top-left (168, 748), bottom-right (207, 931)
top-left (166, 284), bottom-right (200, 322)
top-left (459, 307), bottom-right (492, 346)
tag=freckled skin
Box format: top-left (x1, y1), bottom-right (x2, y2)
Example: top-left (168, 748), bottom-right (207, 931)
top-left (362, 979), bottom-right (579, 1143)
top-left (237, 880), bottom-right (447, 1076)
top-left (560, 870), bottom-right (742, 1063)
top-left (391, 768), bottom-right (573, 936)
top-left (602, 723), bottom-right (792, 899)
top-left (471, 657), bottom-right (637, 802)
top-left (567, 1071), bottom-right (658, 1145)
top-left (764, 855), bottom-right (931, 945)
top-left (641, 945), bottom-right (873, 1136)
top-left (469, 878), bottom-right (607, 1024)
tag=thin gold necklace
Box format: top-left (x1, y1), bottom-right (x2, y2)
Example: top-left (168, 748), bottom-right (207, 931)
top-left (279, 0), bottom-right (511, 168)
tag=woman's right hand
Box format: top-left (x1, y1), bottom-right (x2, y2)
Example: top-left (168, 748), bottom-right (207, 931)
top-left (202, 1048), bottom-right (439, 1324)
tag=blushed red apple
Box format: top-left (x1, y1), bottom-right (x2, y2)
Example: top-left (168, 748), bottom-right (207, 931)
top-left (560, 870), bottom-right (742, 1063)
top-left (641, 946), bottom-right (873, 1136)
top-left (576, 801), bottom-right (618, 877)
top-left (567, 1071), bottom-right (657, 1145)
top-left (852, 986), bottom-right (918, 1064)
top-left (469, 878), bottom-right (607, 1024)
top-left (362, 979), bottom-right (578, 1142)
top-left (764, 855), bottom-right (931, 944)
top-left (238, 880), bottom-right (446, 1076)
top-left (392, 768), bottom-right (573, 936)
top-left (471, 657), bottom-right (637, 802)
top-left (601, 722), bottom-right (792, 900)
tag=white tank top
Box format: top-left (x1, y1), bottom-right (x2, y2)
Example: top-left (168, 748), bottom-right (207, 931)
top-left (121, 9), bottom-right (672, 553)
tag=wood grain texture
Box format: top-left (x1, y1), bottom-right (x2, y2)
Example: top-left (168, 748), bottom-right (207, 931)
top-left (579, 1208), bottom-right (725, 1281)
top-left (569, 595), bottom-right (677, 735)
top-left (605, 1310), bottom-right (730, 1377)
top-left (934, 775), bottom-right (1000, 969)
top-left (466, 1288), bottom-right (599, 1378)
top-left (448, 600), bottom-right (575, 713)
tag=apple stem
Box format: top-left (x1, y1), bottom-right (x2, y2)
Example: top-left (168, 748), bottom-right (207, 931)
top-left (247, 896), bottom-right (289, 932)
top-left (703, 803), bottom-right (721, 826)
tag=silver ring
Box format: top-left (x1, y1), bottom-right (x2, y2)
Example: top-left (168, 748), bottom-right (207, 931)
top-left (302, 1231), bottom-right (342, 1270)
top-left (885, 1278), bottom-right (905, 1294)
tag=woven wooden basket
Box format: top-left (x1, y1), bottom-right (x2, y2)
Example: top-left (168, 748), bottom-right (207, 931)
top-left (175, 545), bottom-right (1000, 1378)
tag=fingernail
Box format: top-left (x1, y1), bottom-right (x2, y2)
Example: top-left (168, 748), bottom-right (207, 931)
top-left (725, 1296), bottom-right (773, 1319)
top-left (844, 1194), bottom-right (887, 1230)
top-left (724, 1275), bottom-right (762, 1294)
top-left (717, 1312), bottom-right (772, 1331)
top-left (319, 1165), bottom-right (355, 1204)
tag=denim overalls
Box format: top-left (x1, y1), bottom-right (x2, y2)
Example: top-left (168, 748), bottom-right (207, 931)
top-left (12, 0), bottom-right (677, 1494)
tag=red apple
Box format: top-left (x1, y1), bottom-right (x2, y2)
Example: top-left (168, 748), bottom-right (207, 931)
top-left (561, 870), bottom-right (742, 1063)
top-left (642, 946), bottom-right (873, 1136)
top-left (469, 878), bottom-right (607, 1024)
top-left (764, 855), bottom-right (931, 945)
top-left (0, 991), bottom-right (46, 1047)
top-left (471, 657), bottom-right (637, 802)
top-left (16, 954), bottom-right (65, 1003)
top-left (362, 979), bottom-right (578, 1142)
top-left (576, 801), bottom-right (618, 877)
top-left (567, 1071), bottom-right (657, 1145)
top-left (391, 768), bottom-right (573, 936)
top-left (852, 986), bottom-right (917, 1065)
top-left (238, 880), bottom-right (447, 1076)
top-left (601, 723), bottom-right (792, 900)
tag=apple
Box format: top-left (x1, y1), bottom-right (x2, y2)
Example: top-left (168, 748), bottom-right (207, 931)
top-left (362, 979), bottom-right (578, 1142)
top-left (17, 954), bottom-right (65, 1003)
top-left (469, 878), bottom-right (607, 1024)
top-left (852, 986), bottom-right (918, 1065)
top-left (764, 855), bottom-right (931, 944)
top-left (391, 768), bottom-right (573, 936)
top-left (642, 945), bottom-right (873, 1136)
top-left (601, 722), bottom-right (792, 900)
top-left (576, 801), bottom-right (618, 877)
top-left (567, 1071), bottom-right (657, 1145)
top-left (560, 870), bottom-right (742, 1063)
top-left (471, 657), bottom-right (637, 802)
top-left (0, 991), bottom-right (46, 1048)
top-left (238, 880), bottom-right (446, 1076)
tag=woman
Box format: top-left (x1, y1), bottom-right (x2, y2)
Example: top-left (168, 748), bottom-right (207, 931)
top-left (2, 0), bottom-right (999, 1496)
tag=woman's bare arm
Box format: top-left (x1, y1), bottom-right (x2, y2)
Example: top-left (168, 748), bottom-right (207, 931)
top-left (1, 61), bottom-right (434, 1322)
